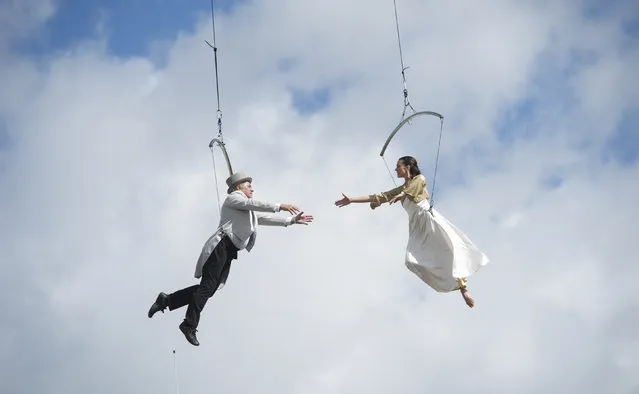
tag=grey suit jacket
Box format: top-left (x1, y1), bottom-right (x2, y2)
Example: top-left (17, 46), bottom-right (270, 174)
top-left (194, 191), bottom-right (294, 284)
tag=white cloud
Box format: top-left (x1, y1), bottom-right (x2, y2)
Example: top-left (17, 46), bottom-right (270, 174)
top-left (1, 0), bottom-right (638, 393)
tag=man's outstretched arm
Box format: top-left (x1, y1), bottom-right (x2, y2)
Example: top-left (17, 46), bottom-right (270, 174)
top-left (225, 191), bottom-right (300, 214)
top-left (256, 211), bottom-right (314, 227)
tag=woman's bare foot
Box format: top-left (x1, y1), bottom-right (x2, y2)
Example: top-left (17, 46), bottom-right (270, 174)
top-left (460, 288), bottom-right (475, 308)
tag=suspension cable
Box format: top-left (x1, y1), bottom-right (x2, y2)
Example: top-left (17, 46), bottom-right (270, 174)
top-left (392, 0), bottom-right (415, 118)
top-left (205, 0), bottom-right (229, 213)
top-left (206, 0), bottom-right (223, 141)
top-left (386, 0), bottom-right (445, 213)
top-left (429, 118), bottom-right (444, 212)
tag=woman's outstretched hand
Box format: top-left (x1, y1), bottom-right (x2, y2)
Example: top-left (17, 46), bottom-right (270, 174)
top-left (334, 193), bottom-right (351, 207)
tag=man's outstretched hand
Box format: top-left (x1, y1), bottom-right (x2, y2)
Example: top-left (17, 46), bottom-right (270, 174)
top-left (280, 204), bottom-right (300, 215)
top-left (292, 212), bottom-right (314, 225)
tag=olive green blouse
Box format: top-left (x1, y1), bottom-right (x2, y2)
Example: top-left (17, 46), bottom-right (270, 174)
top-left (369, 174), bottom-right (430, 210)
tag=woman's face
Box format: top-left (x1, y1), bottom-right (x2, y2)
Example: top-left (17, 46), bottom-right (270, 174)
top-left (395, 160), bottom-right (410, 178)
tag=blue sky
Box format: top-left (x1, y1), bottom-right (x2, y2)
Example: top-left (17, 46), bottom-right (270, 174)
top-left (604, 109), bottom-right (639, 166)
top-left (289, 86), bottom-right (332, 115)
top-left (495, 47), bottom-right (639, 169)
top-left (0, 120), bottom-right (8, 150)
top-left (17, 0), bottom-right (244, 58)
top-left (15, 0), bottom-right (337, 116)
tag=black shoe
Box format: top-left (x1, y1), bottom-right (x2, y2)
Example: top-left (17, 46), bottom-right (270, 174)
top-left (179, 322), bottom-right (200, 346)
top-left (148, 292), bottom-right (169, 318)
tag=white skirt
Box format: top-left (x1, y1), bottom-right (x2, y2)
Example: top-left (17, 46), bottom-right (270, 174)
top-left (403, 198), bottom-right (489, 292)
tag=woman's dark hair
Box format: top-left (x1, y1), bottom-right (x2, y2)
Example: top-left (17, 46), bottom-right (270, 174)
top-left (399, 156), bottom-right (421, 177)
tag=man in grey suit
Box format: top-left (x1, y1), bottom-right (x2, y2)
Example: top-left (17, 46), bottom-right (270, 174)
top-left (147, 172), bottom-right (314, 346)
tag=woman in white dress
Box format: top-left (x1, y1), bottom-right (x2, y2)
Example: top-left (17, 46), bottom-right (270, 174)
top-left (334, 156), bottom-right (489, 308)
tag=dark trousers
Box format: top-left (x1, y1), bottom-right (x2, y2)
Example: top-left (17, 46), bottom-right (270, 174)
top-left (167, 236), bottom-right (239, 329)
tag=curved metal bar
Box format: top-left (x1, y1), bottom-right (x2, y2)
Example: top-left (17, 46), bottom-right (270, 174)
top-left (209, 138), bottom-right (234, 176)
top-left (380, 110), bottom-right (444, 156)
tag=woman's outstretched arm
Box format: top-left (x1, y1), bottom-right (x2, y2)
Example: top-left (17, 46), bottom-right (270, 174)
top-left (335, 185), bottom-right (404, 209)
top-left (334, 193), bottom-right (372, 207)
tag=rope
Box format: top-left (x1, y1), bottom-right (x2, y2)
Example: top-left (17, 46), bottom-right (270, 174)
top-left (208, 0), bottom-right (223, 141)
top-left (380, 117), bottom-right (445, 209)
top-left (386, 0), bottom-right (445, 213)
top-left (383, 155), bottom-right (398, 187)
top-left (206, 0), bottom-right (226, 212)
top-left (392, 0), bottom-right (415, 119)
top-left (211, 149), bottom-right (221, 212)
top-left (428, 118), bottom-right (444, 212)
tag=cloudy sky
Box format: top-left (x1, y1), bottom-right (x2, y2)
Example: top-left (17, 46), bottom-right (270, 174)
top-left (1, 0), bottom-right (638, 393)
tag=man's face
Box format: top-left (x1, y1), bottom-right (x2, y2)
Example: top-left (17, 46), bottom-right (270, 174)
top-left (237, 181), bottom-right (254, 198)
